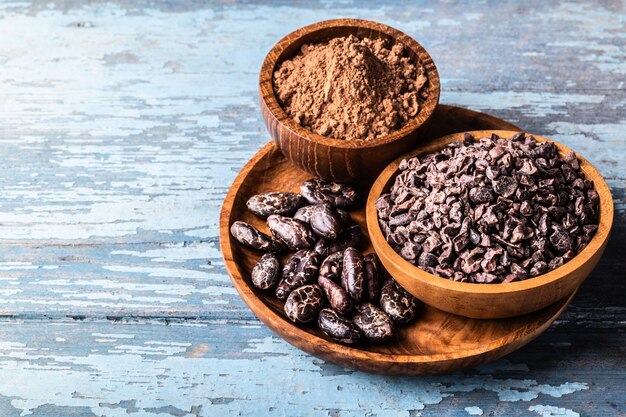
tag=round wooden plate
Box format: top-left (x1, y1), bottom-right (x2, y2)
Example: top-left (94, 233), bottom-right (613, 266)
top-left (219, 105), bottom-right (576, 375)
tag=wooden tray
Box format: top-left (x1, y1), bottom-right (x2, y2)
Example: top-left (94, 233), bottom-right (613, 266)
top-left (219, 105), bottom-right (576, 375)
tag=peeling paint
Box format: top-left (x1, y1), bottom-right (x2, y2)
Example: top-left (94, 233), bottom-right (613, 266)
top-left (529, 405), bottom-right (580, 417)
top-left (0, 330), bottom-right (594, 417)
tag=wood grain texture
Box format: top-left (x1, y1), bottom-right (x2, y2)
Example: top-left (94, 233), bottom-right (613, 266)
top-left (220, 108), bottom-right (583, 374)
top-left (367, 130), bottom-right (614, 319)
top-left (259, 18), bottom-right (440, 182)
top-left (0, 0), bottom-right (623, 416)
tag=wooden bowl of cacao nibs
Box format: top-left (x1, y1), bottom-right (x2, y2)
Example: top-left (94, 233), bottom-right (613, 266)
top-left (367, 130), bottom-right (614, 319)
top-left (259, 18), bottom-right (440, 182)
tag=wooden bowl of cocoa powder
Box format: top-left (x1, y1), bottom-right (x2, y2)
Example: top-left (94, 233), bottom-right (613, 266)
top-left (259, 18), bottom-right (440, 182)
top-left (366, 130), bottom-right (614, 319)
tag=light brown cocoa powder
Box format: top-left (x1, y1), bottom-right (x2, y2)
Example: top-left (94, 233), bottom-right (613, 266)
top-left (273, 35), bottom-right (427, 141)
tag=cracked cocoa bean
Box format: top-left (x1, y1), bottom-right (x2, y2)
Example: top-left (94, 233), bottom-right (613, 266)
top-left (293, 205), bottom-right (316, 223)
top-left (281, 249), bottom-right (307, 283)
top-left (379, 279), bottom-right (419, 324)
top-left (246, 192), bottom-right (304, 218)
top-left (362, 253), bottom-right (382, 302)
top-left (336, 209), bottom-right (352, 224)
top-left (300, 178), bottom-right (356, 208)
top-left (319, 251), bottom-right (343, 283)
top-left (294, 204), bottom-right (350, 225)
top-left (234, 176), bottom-right (430, 346)
top-left (251, 253), bottom-right (281, 290)
top-left (267, 215), bottom-right (316, 251)
top-left (310, 203), bottom-right (343, 239)
top-left (341, 247), bottom-right (364, 302)
top-left (230, 221), bottom-right (281, 252)
top-left (318, 275), bottom-right (352, 315)
top-left (352, 302), bottom-right (394, 342)
top-left (315, 223), bottom-right (362, 257)
top-left (275, 250), bottom-right (320, 300)
top-left (318, 308), bottom-right (361, 344)
top-left (284, 285), bottom-right (324, 323)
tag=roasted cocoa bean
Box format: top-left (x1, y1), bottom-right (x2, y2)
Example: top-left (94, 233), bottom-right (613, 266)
top-left (251, 253), bottom-right (281, 290)
top-left (318, 275), bottom-right (352, 315)
top-left (295, 250), bottom-right (321, 283)
top-left (341, 247), bottom-right (364, 302)
top-left (295, 204), bottom-right (352, 225)
top-left (246, 192), bottom-right (304, 218)
top-left (275, 250), bottom-right (320, 300)
top-left (230, 221), bottom-right (280, 252)
top-left (300, 178), bottom-right (357, 208)
top-left (281, 249), bottom-right (307, 283)
top-left (352, 302), bottom-right (394, 342)
top-left (362, 253), bottom-right (382, 302)
top-left (318, 308), bottom-right (361, 344)
top-left (379, 279), bottom-right (419, 324)
top-left (315, 223), bottom-right (362, 257)
top-left (310, 203), bottom-right (343, 239)
top-left (267, 215), bottom-right (316, 251)
top-left (319, 251), bottom-right (344, 283)
top-left (284, 285), bottom-right (324, 323)
top-left (276, 269), bottom-right (305, 300)
top-left (293, 205), bottom-right (316, 223)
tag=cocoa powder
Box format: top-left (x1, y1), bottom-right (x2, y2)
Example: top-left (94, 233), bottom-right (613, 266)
top-left (273, 35), bottom-right (427, 141)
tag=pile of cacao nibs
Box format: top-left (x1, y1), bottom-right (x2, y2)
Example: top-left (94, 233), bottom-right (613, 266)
top-left (376, 132), bottom-right (600, 284)
top-left (231, 178), bottom-right (420, 344)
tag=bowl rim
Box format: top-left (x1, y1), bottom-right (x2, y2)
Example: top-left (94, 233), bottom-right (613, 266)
top-left (366, 129), bottom-right (614, 295)
top-left (258, 18), bottom-right (441, 149)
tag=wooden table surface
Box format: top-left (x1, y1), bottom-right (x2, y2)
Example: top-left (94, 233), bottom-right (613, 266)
top-left (0, 1), bottom-right (623, 416)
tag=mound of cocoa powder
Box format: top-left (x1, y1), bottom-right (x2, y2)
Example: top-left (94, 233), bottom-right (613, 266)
top-left (273, 35), bottom-right (428, 141)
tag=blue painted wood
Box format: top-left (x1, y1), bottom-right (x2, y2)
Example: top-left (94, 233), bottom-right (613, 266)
top-left (0, 1), bottom-right (623, 416)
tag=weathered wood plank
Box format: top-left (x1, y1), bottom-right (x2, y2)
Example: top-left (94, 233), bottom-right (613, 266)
top-left (0, 0), bottom-right (623, 415)
top-left (0, 314), bottom-right (622, 417)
